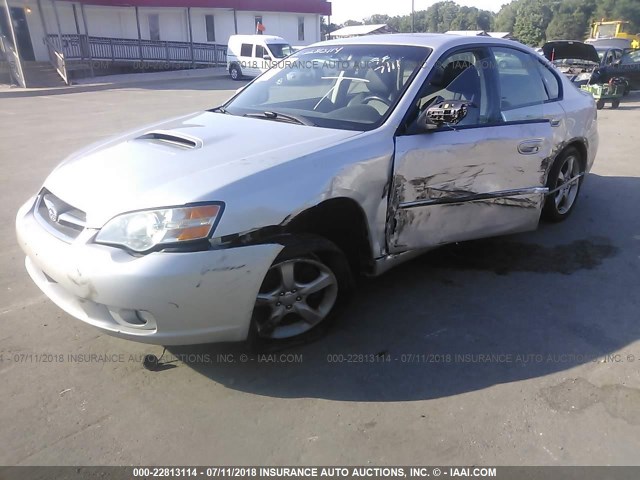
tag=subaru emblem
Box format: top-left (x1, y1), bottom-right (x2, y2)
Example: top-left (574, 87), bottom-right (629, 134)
top-left (48, 206), bottom-right (58, 222)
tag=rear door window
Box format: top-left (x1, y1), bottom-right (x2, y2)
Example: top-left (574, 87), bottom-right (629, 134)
top-left (240, 43), bottom-right (252, 57)
top-left (493, 47), bottom-right (549, 110)
top-left (535, 62), bottom-right (561, 100)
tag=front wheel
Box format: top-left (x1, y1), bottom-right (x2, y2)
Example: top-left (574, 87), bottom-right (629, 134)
top-left (612, 99), bottom-right (621, 109)
top-left (596, 99), bottom-right (605, 110)
top-left (542, 147), bottom-right (584, 222)
top-left (229, 64), bottom-right (242, 81)
top-left (248, 235), bottom-right (353, 351)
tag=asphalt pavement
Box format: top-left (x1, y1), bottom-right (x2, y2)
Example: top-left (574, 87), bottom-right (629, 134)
top-left (1, 79), bottom-right (639, 466)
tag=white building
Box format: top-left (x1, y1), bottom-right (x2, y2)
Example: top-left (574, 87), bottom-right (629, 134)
top-left (1, 0), bottom-right (331, 86)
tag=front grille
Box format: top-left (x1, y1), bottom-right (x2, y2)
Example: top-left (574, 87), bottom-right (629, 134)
top-left (34, 189), bottom-right (86, 242)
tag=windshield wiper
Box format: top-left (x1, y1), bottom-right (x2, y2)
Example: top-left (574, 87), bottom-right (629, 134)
top-left (244, 111), bottom-right (315, 126)
top-left (210, 106), bottom-right (231, 115)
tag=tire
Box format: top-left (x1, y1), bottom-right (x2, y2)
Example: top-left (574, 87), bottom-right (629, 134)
top-left (596, 99), bottom-right (605, 110)
top-left (229, 64), bottom-right (242, 81)
top-left (247, 234), bottom-right (354, 352)
top-left (612, 99), bottom-right (621, 109)
top-left (542, 146), bottom-right (585, 223)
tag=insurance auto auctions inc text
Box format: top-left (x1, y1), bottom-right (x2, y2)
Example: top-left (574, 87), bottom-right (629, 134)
top-left (256, 467), bottom-right (497, 477)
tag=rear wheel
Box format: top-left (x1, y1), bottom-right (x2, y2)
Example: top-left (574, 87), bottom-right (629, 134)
top-left (612, 99), bottom-right (621, 109)
top-left (596, 99), bottom-right (605, 110)
top-left (229, 64), bottom-right (242, 81)
top-left (248, 235), bottom-right (353, 351)
top-left (542, 147), bottom-right (584, 222)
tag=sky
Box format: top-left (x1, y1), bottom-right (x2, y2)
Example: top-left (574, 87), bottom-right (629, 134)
top-left (329, 0), bottom-right (508, 24)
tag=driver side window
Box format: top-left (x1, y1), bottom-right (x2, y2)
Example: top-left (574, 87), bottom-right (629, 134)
top-left (413, 49), bottom-right (491, 128)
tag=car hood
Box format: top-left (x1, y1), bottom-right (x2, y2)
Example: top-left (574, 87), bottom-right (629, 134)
top-left (542, 41), bottom-right (600, 63)
top-left (44, 112), bottom-right (361, 228)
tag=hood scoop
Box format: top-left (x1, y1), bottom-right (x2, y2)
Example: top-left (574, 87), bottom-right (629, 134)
top-left (135, 130), bottom-right (203, 150)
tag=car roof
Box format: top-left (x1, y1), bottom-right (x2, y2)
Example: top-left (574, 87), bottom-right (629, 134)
top-left (313, 33), bottom-right (526, 50)
top-left (229, 34), bottom-right (286, 42)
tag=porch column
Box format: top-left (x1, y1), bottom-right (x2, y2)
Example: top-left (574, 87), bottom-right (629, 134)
top-left (135, 6), bottom-right (142, 62)
top-left (187, 7), bottom-right (194, 68)
top-left (79, 2), bottom-right (93, 76)
top-left (2, 0), bottom-right (26, 87)
top-left (51, 0), bottom-right (62, 50)
top-left (72, 4), bottom-right (80, 35)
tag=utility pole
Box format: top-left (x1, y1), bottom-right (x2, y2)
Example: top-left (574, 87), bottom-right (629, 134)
top-left (411, 0), bottom-right (415, 33)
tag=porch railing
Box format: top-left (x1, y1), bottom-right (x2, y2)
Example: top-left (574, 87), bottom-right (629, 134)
top-left (0, 34), bottom-right (26, 88)
top-left (45, 36), bottom-right (70, 85)
top-left (47, 34), bottom-right (227, 67)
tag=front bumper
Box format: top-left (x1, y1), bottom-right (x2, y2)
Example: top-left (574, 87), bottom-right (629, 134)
top-left (16, 198), bottom-right (283, 345)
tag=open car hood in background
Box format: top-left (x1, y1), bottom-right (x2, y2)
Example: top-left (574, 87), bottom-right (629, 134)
top-left (542, 41), bottom-right (601, 63)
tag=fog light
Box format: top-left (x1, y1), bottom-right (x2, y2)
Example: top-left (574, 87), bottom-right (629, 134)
top-left (136, 310), bottom-right (156, 326)
top-left (108, 308), bottom-right (156, 331)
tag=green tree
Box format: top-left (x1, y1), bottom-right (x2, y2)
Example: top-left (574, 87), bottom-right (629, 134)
top-left (594, 0), bottom-right (640, 33)
top-left (545, 0), bottom-right (594, 41)
top-left (477, 11), bottom-right (494, 31)
top-left (320, 17), bottom-right (339, 40)
top-left (366, 14), bottom-right (392, 25)
top-left (495, 2), bottom-right (518, 32)
top-left (513, 0), bottom-right (553, 46)
top-left (338, 0), bottom-right (640, 43)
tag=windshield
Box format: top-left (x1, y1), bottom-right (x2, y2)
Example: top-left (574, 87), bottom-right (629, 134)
top-left (224, 45), bottom-right (431, 131)
top-left (597, 24), bottom-right (617, 38)
top-left (268, 43), bottom-right (293, 59)
top-left (622, 50), bottom-right (640, 63)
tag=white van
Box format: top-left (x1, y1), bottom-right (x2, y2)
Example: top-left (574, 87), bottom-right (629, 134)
top-left (226, 35), bottom-right (294, 80)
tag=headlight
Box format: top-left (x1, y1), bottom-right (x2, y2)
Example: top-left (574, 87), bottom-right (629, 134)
top-left (95, 204), bottom-right (224, 253)
top-left (574, 72), bottom-right (592, 82)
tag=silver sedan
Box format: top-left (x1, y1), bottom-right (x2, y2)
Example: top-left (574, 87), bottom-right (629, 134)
top-left (16, 34), bottom-right (598, 349)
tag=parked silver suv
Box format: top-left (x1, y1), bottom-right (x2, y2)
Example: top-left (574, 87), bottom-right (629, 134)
top-left (16, 34), bottom-right (598, 349)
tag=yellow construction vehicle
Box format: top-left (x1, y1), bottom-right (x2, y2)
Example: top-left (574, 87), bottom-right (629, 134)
top-left (590, 20), bottom-right (640, 49)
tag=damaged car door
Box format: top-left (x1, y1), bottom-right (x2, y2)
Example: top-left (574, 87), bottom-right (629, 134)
top-left (389, 46), bottom-right (556, 252)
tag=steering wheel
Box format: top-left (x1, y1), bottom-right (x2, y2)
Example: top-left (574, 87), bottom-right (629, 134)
top-left (362, 95), bottom-right (392, 107)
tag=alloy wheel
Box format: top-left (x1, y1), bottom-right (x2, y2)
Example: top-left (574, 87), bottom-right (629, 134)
top-left (554, 154), bottom-right (581, 215)
top-left (253, 258), bottom-right (338, 339)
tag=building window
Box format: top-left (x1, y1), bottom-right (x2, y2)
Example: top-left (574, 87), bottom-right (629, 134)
top-left (255, 15), bottom-right (264, 34)
top-left (148, 14), bottom-right (160, 41)
top-left (298, 16), bottom-right (305, 41)
top-left (205, 14), bottom-right (215, 42)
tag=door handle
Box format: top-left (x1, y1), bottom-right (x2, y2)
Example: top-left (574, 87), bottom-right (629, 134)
top-left (518, 140), bottom-right (543, 155)
top-left (550, 118), bottom-right (562, 127)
